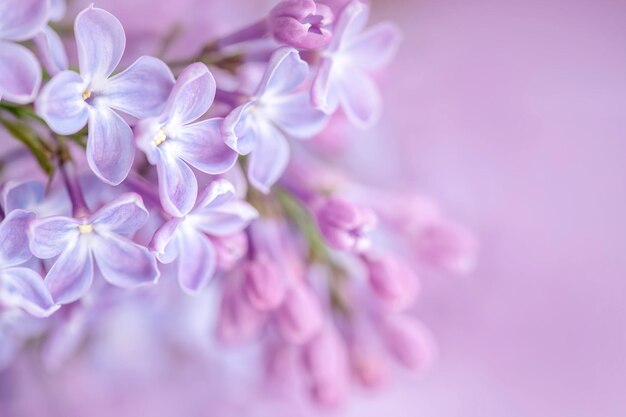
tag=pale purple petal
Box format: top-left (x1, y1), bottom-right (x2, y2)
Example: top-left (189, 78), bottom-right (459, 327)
top-left (345, 22), bottom-right (402, 71)
top-left (188, 180), bottom-right (258, 236)
top-left (247, 123), bottom-right (290, 193)
top-left (0, 0), bottom-right (48, 41)
top-left (170, 118), bottom-right (237, 174)
top-left (90, 193), bottom-right (148, 235)
top-left (104, 56), bottom-right (174, 118)
top-left (149, 218), bottom-right (182, 263)
top-left (86, 105), bottom-right (134, 185)
top-left (134, 117), bottom-right (163, 165)
top-left (337, 68), bottom-right (381, 128)
top-left (162, 62), bottom-right (215, 127)
top-left (0, 41), bottom-right (42, 104)
top-left (29, 216), bottom-right (79, 259)
top-left (330, 0), bottom-right (369, 53)
top-left (91, 235), bottom-right (159, 288)
top-left (49, 0), bottom-right (67, 22)
top-left (35, 70), bottom-right (88, 135)
top-left (0, 267), bottom-right (59, 317)
top-left (156, 152), bottom-right (197, 217)
top-left (44, 240), bottom-right (93, 304)
top-left (1, 180), bottom-right (43, 214)
top-left (223, 102), bottom-right (257, 155)
top-left (176, 229), bottom-right (216, 294)
top-left (311, 57), bottom-right (339, 113)
top-left (33, 26), bottom-right (69, 76)
top-left (257, 48), bottom-right (308, 98)
top-left (75, 6), bottom-right (125, 85)
top-left (265, 92), bottom-right (328, 138)
top-left (0, 210), bottom-right (35, 267)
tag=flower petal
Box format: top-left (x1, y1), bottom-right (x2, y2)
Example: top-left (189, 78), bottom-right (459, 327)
top-left (33, 26), bottom-right (69, 76)
top-left (331, 1), bottom-right (369, 53)
top-left (86, 105), bottom-right (134, 185)
top-left (0, 210), bottom-right (35, 267)
top-left (264, 92), bottom-right (328, 139)
top-left (0, 41), bottom-right (42, 104)
top-left (311, 57), bottom-right (339, 113)
top-left (0, 0), bottom-right (48, 41)
top-left (345, 22), bottom-right (402, 71)
top-left (91, 234), bottom-right (159, 288)
top-left (156, 152), bottom-right (197, 217)
top-left (149, 218), bottom-right (182, 264)
top-left (188, 180), bottom-right (258, 236)
top-left (104, 56), bottom-right (174, 118)
top-left (176, 229), bottom-right (216, 294)
top-left (44, 239), bottom-right (93, 304)
top-left (247, 122), bottom-right (290, 193)
top-left (35, 70), bottom-right (89, 135)
top-left (90, 193), bottom-right (148, 235)
top-left (170, 118), bottom-right (237, 174)
top-left (337, 68), bottom-right (381, 128)
top-left (257, 47), bottom-right (308, 98)
top-left (162, 62), bottom-right (215, 127)
top-left (28, 216), bottom-right (79, 259)
top-left (0, 180), bottom-right (44, 213)
top-left (223, 102), bottom-right (257, 155)
top-left (0, 267), bottom-right (59, 317)
top-left (75, 6), bottom-right (125, 85)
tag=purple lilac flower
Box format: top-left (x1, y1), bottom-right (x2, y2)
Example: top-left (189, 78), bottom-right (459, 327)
top-left (0, 0), bottom-right (48, 104)
top-left (33, 0), bottom-right (69, 76)
top-left (268, 0), bottom-right (334, 49)
top-left (311, 0), bottom-right (401, 127)
top-left (150, 180), bottom-right (257, 294)
top-left (0, 210), bottom-right (58, 317)
top-left (314, 196), bottom-right (377, 251)
top-left (29, 193), bottom-right (159, 304)
top-left (36, 6), bottom-right (174, 185)
top-left (135, 63), bottom-right (237, 216)
top-left (223, 47), bottom-right (328, 192)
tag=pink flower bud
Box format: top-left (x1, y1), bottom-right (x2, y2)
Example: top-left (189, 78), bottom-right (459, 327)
top-left (315, 197), bottom-right (377, 251)
top-left (211, 232), bottom-right (248, 271)
top-left (244, 256), bottom-right (286, 311)
top-left (349, 344), bottom-right (388, 388)
top-left (301, 326), bottom-right (349, 406)
top-left (216, 285), bottom-right (265, 345)
top-left (363, 253), bottom-right (419, 311)
top-left (380, 315), bottom-right (437, 371)
top-left (415, 219), bottom-right (478, 275)
top-left (269, 0), bottom-right (333, 50)
top-left (276, 283), bottom-right (323, 344)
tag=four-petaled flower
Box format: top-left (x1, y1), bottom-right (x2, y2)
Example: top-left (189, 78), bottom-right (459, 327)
top-left (135, 63), bottom-right (237, 217)
top-left (311, 1), bottom-right (401, 128)
top-left (29, 193), bottom-right (159, 304)
top-left (223, 47), bottom-right (328, 193)
top-left (151, 180), bottom-right (258, 294)
top-left (0, 0), bottom-right (48, 103)
top-left (36, 5), bottom-right (175, 185)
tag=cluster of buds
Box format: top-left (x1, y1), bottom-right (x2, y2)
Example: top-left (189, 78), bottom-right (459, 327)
top-left (0, 0), bottom-right (477, 407)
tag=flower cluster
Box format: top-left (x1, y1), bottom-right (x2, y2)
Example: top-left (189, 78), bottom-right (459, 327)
top-left (0, 0), bottom-right (477, 407)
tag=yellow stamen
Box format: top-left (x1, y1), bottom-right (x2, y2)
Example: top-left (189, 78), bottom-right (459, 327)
top-left (78, 223), bottom-right (93, 234)
top-left (82, 90), bottom-right (92, 100)
top-left (153, 129), bottom-right (167, 146)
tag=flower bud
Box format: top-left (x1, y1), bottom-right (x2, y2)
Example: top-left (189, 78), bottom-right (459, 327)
top-left (415, 220), bottom-right (478, 275)
top-left (363, 253), bottom-right (419, 311)
top-left (301, 326), bottom-right (349, 406)
top-left (349, 343), bottom-right (388, 388)
top-left (276, 283), bottom-right (323, 344)
top-left (269, 0), bottom-right (333, 49)
top-left (380, 315), bottom-right (437, 371)
top-left (211, 232), bottom-right (248, 271)
top-left (216, 285), bottom-right (264, 345)
top-left (244, 256), bottom-right (286, 311)
top-left (315, 197), bottom-right (377, 251)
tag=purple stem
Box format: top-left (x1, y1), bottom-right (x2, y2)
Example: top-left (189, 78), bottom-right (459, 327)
top-left (211, 19), bottom-right (269, 51)
top-left (60, 162), bottom-right (89, 218)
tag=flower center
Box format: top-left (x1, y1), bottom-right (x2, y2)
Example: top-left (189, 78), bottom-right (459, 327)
top-left (78, 223), bottom-right (93, 234)
top-left (153, 129), bottom-right (167, 146)
top-left (82, 90), bottom-right (92, 100)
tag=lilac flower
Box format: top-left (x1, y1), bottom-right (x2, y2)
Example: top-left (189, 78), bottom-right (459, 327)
top-left (243, 255), bottom-right (286, 311)
top-left (0, 0), bottom-right (48, 103)
top-left (276, 282), bottom-right (324, 344)
top-left (362, 252), bottom-right (420, 311)
top-left (223, 47), bottom-right (328, 192)
top-left (314, 197), bottom-right (377, 251)
top-left (268, 0), bottom-right (333, 49)
top-left (33, 0), bottom-right (69, 76)
top-left (135, 63), bottom-right (237, 217)
top-left (36, 6), bottom-right (175, 185)
top-left (311, 1), bottom-right (401, 128)
top-left (379, 314), bottom-right (437, 371)
top-left (29, 193), bottom-right (159, 304)
top-left (150, 180), bottom-right (257, 294)
top-left (0, 210), bottom-right (58, 317)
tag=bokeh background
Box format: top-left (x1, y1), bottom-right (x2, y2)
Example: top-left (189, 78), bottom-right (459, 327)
top-left (3, 0), bottom-right (625, 416)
